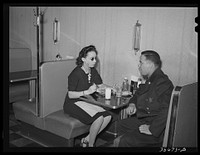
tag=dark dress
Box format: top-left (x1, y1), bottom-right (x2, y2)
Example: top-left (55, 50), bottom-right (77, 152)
top-left (118, 68), bottom-right (174, 147)
top-left (63, 66), bottom-right (111, 125)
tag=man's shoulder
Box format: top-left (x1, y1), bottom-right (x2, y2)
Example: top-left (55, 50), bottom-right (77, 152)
top-left (155, 70), bottom-right (172, 84)
top-left (155, 75), bottom-right (173, 88)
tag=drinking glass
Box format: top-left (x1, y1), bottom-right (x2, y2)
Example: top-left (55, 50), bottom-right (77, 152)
top-left (114, 84), bottom-right (122, 98)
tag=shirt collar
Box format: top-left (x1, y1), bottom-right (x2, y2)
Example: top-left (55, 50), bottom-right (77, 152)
top-left (146, 68), bottom-right (162, 84)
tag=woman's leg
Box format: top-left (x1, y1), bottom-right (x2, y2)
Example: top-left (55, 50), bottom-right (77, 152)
top-left (86, 116), bottom-right (104, 146)
top-left (84, 115), bottom-right (111, 146)
top-left (97, 115), bottom-right (112, 134)
top-left (74, 102), bottom-right (111, 146)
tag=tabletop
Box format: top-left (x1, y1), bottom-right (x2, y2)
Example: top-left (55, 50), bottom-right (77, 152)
top-left (9, 70), bottom-right (37, 83)
top-left (80, 92), bottom-right (132, 109)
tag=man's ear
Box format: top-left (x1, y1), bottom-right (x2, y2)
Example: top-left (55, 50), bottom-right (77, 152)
top-left (151, 62), bottom-right (157, 70)
top-left (147, 61), bottom-right (154, 69)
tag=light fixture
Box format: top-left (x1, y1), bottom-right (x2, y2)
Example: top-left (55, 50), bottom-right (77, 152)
top-left (53, 18), bottom-right (60, 44)
top-left (133, 20), bottom-right (141, 54)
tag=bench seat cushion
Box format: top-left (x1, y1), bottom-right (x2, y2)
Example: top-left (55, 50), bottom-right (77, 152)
top-left (45, 110), bottom-right (90, 139)
top-left (12, 100), bottom-right (45, 129)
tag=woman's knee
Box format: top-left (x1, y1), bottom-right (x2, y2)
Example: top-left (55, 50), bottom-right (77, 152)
top-left (104, 115), bottom-right (112, 121)
top-left (96, 115), bottom-right (104, 122)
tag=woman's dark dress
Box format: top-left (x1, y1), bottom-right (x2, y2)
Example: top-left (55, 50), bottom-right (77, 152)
top-left (63, 66), bottom-right (110, 125)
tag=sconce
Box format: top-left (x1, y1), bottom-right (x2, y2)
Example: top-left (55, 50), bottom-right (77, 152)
top-left (133, 20), bottom-right (141, 54)
top-left (53, 18), bottom-right (60, 44)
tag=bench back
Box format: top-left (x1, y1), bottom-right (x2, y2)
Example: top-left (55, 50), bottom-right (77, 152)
top-left (9, 48), bottom-right (32, 72)
top-left (39, 59), bottom-right (76, 117)
top-left (172, 82), bottom-right (197, 147)
top-left (163, 82), bottom-right (197, 147)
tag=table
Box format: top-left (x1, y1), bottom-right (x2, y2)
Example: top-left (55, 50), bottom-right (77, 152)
top-left (9, 70), bottom-right (37, 83)
top-left (80, 93), bottom-right (132, 109)
top-left (80, 92), bottom-right (132, 136)
top-left (9, 70), bottom-right (37, 101)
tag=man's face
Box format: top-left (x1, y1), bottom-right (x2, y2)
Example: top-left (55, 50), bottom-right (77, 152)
top-left (138, 54), bottom-right (152, 77)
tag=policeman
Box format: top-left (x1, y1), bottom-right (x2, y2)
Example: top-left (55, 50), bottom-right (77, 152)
top-left (116, 50), bottom-right (174, 147)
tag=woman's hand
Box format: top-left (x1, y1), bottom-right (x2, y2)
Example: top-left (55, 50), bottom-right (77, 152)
top-left (86, 83), bottom-right (97, 95)
top-left (126, 103), bottom-right (137, 115)
top-left (96, 84), bottom-right (113, 95)
top-left (68, 83), bottom-right (97, 98)
top-left (96, 84), bottom-right (105, 94)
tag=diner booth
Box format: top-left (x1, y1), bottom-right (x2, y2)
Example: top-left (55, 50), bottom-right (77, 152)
top-left (11, 57), bottom-right (130, 147)
top-left (12, 59), bottom-right (91, 146)
top-left (11, 56), bottom-right (198, 147)
top-left (11, 58), bottom-right (198, 148)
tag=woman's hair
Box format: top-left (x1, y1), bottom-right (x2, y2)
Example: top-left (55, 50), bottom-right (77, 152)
top-left (141, 50), bottom-right (162, 68)
top-left (76, 45), bottom-right (98, 66)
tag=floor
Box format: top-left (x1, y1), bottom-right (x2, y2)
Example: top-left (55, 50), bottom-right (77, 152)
top-left (8, 103), bottom-right (116, 148)
top-left (9, 104), bottom-right (43, 147)
top-left (9, 116), bottom-right (43, 147)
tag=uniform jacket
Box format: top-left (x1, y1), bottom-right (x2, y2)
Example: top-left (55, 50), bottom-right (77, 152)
top-left (129, 68), bottom-right (174, 138)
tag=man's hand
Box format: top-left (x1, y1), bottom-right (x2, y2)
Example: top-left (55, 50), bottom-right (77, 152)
top-left (139, 124), bottom-right (152, 135)
top-left (126, 103), bottom-right (137, 115)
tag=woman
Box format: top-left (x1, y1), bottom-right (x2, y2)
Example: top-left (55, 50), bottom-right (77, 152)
top-left (63, 45), bottom-right (112, 147)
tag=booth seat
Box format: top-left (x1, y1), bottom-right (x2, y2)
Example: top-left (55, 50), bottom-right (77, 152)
top-left (13, 59), bottom-right (90, 147)
top-left (163, 82), bottom-right (197, 147)
top-left (9, 48), bottom-right (32, 103)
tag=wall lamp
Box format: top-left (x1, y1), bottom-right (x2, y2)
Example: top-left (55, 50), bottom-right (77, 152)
top-left (133, 20), bottom-right (141, 54)
top-left (53, 18), bottom-right (60, 44)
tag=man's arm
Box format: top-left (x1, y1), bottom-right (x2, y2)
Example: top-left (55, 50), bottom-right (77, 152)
top-left (149, 79), bottom-right (174, 137)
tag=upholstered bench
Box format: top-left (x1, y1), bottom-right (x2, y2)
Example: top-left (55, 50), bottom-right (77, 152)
top-left (13, 99), bottom-right (46, 129)
top-left (13, 59), bottom-right (90, 147)
top-left (45, 110), bottom-right (90, 146)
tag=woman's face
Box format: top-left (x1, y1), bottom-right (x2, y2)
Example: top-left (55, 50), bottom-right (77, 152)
top-left (82, 51), bottom-right (97, 68)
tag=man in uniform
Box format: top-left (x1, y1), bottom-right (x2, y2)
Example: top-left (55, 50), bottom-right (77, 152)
top-left (115, 50), bottom-right (174, 147)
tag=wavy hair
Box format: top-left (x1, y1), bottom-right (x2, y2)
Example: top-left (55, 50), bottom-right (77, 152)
top-left (76, 45), bottom-right (98, 66)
